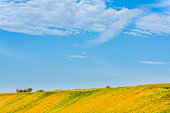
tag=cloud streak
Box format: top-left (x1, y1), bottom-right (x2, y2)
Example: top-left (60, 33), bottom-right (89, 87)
top-left (87, 8), bottom-right (142, 45)
top-left (137, 61), bottom-right (168, 65)
top-left (151, 0), bottom-right (170, 8)
top-left (69, 55), bottom-right (87, 59)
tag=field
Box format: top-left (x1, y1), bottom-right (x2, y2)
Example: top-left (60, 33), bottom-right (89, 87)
top-left (0, 83), bottom-right (169, 113)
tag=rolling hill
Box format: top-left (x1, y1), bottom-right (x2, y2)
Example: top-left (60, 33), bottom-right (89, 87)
top-left (0, 83), bottom-right (169, 113)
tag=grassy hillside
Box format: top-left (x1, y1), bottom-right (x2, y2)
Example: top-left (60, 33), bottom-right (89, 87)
top-left (0, 83), bottom-right (169, 113)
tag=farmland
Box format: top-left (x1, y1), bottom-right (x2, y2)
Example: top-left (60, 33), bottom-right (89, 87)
top-left (0, 83), bottom-right (169, 113)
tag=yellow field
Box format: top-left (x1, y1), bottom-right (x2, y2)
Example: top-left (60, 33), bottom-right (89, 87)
top-left (0, 83), bottom-right (169, 113)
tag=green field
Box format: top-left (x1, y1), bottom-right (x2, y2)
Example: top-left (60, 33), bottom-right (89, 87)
top-left (0, 83), bottom-right (169, 113)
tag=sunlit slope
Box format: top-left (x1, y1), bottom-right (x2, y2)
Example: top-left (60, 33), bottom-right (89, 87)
top-left (0, 83), bottom-right (169, 113)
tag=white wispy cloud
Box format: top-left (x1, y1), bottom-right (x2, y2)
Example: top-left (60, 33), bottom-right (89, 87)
top-left (124, 31), bottom-right (144, 37)
top-left (69, 55), bottom-right (87, 59)
top-left (135, 13), bottom-right (170, 36)
top-left (137, 61), bottom-right (168, 65)
top-left (131, 29), bottom-right (152, 35)
top-left (0, 0), bottom-right (170, 44)
top-left (124, 0), bottom-right (170, 38)
top-left (0, 0), bottom-right (142, 44)
top-left (87, 8), bottom-right (142, 44)
top-left (124, 29), bottom-right (152, 37)
top-left (151, 0), bottom-right (170, 8)
top-left (0, 0), bottom-right (127, 35)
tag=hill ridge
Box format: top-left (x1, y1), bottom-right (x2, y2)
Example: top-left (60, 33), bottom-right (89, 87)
top-left (0, 83), bottom-right (169, 113)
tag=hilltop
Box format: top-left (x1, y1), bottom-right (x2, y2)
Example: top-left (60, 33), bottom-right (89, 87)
top-left (0, 83), bottom-right (169, 113)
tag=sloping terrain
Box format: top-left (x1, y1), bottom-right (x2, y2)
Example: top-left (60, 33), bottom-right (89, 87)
top-left (0, 83), bottom-right (169, 113)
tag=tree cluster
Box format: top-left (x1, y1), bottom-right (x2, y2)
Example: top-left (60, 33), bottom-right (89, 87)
top-left (16, 88), bottom-right (33, 93)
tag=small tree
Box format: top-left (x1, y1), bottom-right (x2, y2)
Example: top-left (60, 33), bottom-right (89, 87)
top-left (27, 88), bottom-right (33, 92)
top-left (23, 89), bottom-right (27, 92)
top-left (19, 89), bottom-right (23, 93)
top-left (106, 86), bottom-right (111, 88)
top-left (16, 89), bottom-right (20, 93)
top-left (36, 90), bottom-right (44, 92)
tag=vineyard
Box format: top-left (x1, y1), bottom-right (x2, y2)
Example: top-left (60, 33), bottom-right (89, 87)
top-left (0, 83), bottom-right (169, 113)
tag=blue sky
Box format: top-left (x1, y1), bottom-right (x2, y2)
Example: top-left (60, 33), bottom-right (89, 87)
top-left (0, 0), bottom-right (170, 93)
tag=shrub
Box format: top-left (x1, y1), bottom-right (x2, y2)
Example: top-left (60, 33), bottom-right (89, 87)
top-left (106, 86), bottom-right (111, 88)
top-left (27, 88), bottom-right (33, 92)
top-left (23, 89), bottom-right (27, 92)
top-left (19, 89), bottom-right (23, 93)
top-left (16, 89), bottom-right (20, 93)
top-left (36, 90), bottom-right (44, 92)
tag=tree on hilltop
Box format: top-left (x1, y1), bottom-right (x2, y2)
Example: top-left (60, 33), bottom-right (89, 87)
top-left (16, 89), bottom-right (20, 93)
top-left (106, 86), bottom-right (111, 88)
top-left (19, 89), bottom-right (23, 93)
top-left (23, 89), bottom-right (27, 92)
top-left (27, 88), bottom-right (33, 92)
